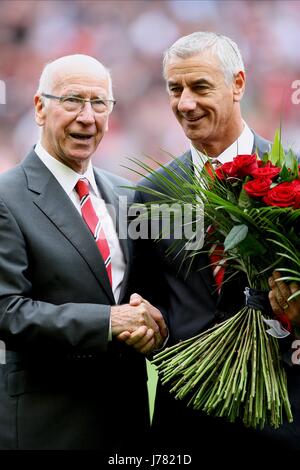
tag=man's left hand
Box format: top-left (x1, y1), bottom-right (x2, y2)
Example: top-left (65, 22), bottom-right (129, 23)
top-left (268, 271), bottom-right (300, 327)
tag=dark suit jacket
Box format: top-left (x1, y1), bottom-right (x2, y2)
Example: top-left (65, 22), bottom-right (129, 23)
top-left (0, 149), bottom-right (149, 450)
top-left (135, 133), bottom-right (300, 453)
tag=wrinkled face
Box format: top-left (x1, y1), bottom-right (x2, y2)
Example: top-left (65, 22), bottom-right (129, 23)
top-left (35, 71), bottom-right (111, 173)
top-left (165, 51), bottom-right (245, 155)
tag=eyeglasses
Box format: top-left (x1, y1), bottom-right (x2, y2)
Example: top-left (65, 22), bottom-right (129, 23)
top-left (41, 93), bottom-right (116, 114)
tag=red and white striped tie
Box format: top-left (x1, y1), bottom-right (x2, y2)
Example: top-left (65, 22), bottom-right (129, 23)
top-left (203, 161), bottom-right (225, 294)
top-left (208, 236), bottom-right (225, 294)
top-left (75, 178), bottom-right (112, 286)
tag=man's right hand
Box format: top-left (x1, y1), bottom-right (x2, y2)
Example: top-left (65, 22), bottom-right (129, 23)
top-left (111, 294), bottom-right (167, 354)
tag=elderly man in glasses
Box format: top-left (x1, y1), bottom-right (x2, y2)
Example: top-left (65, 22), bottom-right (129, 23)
top-left (0, 54), bottom-right (166, 451)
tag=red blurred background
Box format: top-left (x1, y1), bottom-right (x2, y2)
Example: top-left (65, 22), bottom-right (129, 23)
top-left (0, 0), bottom-right (299, 179)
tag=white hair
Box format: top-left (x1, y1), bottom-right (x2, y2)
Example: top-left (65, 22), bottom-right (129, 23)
top-left (37, 54), bottom-right (113, 99)
top-left (163, 31), bottom-right (245, 84)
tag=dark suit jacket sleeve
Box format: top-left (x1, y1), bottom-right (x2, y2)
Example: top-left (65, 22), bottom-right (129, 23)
top-left (0, 198), bottom-right (110, 353)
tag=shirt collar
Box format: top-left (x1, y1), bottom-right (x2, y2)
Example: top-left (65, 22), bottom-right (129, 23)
top-left (35, 141), bottom-right (99, 196)
top-left (190, 122), bottom-right (254, 171)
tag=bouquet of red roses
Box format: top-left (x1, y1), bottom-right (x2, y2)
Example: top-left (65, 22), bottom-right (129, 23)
top-left (148, 131), bottom-right (300, 429)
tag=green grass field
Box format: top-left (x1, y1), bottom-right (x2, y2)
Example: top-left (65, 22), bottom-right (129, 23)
top-left (146, 359), bottom-right (158, 422)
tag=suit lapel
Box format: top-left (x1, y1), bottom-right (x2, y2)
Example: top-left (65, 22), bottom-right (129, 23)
top-left (22, 151), bottom-right (115, 303)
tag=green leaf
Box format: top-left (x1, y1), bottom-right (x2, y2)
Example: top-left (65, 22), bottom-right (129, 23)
top-left (261, 151), bottom-right (270, 164)
top-left (224, 224), bottom-right (248, 252)
top-left (287, 148), bottom-right (299, 179)
top-left (278, 165), bottom-right (290, 182)
top-left (285, 148), bottom-right (294, 171)
top-left (238, 186), bottom-right (253, 210)
top-left (278, 148), bottom-right (299, 182)
top-left (239, 233), bottom-right (267, 256)
top-left (269, 128), bottom-right (285, 166)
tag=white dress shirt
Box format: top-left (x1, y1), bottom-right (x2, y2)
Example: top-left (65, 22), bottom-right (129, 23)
top-left (35, 141), bottom-right (126, 304)
top-left (190, 122), bottom-right (254, 172)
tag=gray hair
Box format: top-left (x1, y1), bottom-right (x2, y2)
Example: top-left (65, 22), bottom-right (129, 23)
top-left (37, 54), bottom-right (113, 101)
top-left (163, 32), bottom-right (245, 84)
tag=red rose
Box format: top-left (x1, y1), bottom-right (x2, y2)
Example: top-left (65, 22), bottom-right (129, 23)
top-left (251, 166), bottom-right (280, 180)
top-left (291, 180), bottom-right (300, 208)
top-left (291, 179), bottom-right (300, 192)
top-left (294, 195), bottom-right (300, 209)
top-left (215, 162), bottom-right (238, 180)
top-left (257, 160), bottom-right (277, 168)
top-left (244, 178), bottom-right (272, 198)
top-left (232, 154), bottom-right (259, 177)
top-left (263, 182), bottom-right (297, 207)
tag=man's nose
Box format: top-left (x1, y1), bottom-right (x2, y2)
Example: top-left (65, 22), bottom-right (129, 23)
top-left (177, 90), bottom-right (197, 113)
top-left (76, 102), bottom-right (96, 124)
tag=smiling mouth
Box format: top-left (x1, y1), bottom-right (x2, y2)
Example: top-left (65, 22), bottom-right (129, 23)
top-left (184, 115), bottom-right (206, 122)
top-left (69, 133), bottom-right (93, 141)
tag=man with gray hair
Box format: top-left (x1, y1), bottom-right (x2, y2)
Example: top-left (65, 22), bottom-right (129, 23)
top-left (127, 32), bottom-right (300, 455)
top-left (0, 54), bottom-right (167, 450)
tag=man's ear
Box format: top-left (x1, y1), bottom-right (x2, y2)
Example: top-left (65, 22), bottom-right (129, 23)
top-left (34, 94), bottom-right (46, 126)
top-left (233, 70), bottom-right (246, 102)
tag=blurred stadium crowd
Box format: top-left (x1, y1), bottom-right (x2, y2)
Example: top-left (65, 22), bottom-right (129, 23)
top-left (0, 0), bottom-right (300, 178)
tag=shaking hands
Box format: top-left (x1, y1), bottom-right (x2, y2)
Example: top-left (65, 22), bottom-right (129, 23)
top-left (111, 293), bottom-right (168, 355)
